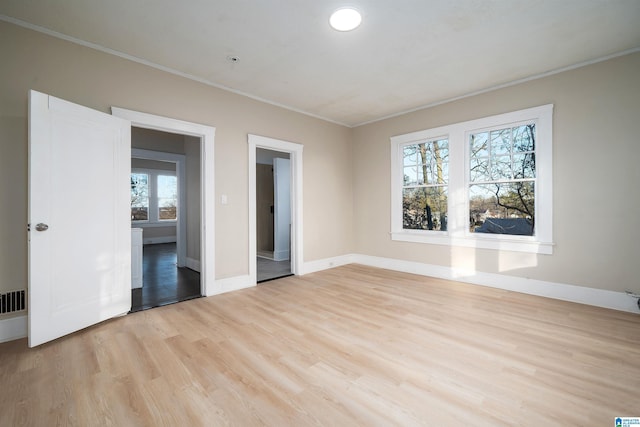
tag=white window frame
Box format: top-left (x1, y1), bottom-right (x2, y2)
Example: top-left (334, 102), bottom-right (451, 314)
top-left (391, 104), bottom-right (553, 254)
top-left (131, 168), bottom-right (178, 226)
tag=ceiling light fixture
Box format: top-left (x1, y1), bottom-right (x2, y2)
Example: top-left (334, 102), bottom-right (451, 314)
top-left (329, 8), bottom-right (362, 32)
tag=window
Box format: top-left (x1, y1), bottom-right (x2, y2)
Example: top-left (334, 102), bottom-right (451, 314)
top-left (157, 175), bottom-right (178, 220)
top-left (131, 169), bottom-right (177, 223)
top-left (131, 172), bottom-right (149, 221)
top-left (469, 124), bottom-right (535, 236)
top-left (402, 139), bottom-right (449, 231)
top-left (391, 104), bottom-right (553, 254)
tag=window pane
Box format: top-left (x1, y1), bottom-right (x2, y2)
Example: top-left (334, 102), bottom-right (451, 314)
top-left (131, 173), bottom-right (149, 221)
top-left (513, 124), bottom-right (535, 152)
top-left (470, 132), bottom-right (489, 157)
top-left (403, 187), bottom-right (448, 231)
top-left (470, 157), bottom-right (490, 182)
top-left (159, 206), bottom-right (176, 220)
top-left (491, 155), bottom-right (512, 180)
top-left (513, 152), bottom-right (535, 179)
top-left (131, 207), bottom-right (148, 221)
top-left (403, 146), bottom-right (418, 167)
top-left (404, 166), bottom-right (421, 185)
top-left (469, 182), bottom-right (534, 236)
top-left (158, 175), bottom-right (177, 220)
top-left (403, 139), bottom-right (449, 187)
top-left (491, 128), bottom-right (511, 155)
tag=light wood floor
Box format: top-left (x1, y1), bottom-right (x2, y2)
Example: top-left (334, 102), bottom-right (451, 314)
top-left (1, 264), bottom-right (639, 426)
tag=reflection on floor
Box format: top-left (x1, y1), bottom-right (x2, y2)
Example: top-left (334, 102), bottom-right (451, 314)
top-left (131, 243), bottom-right (201, 312)
top-left (257, 257), bottom-right (292, 283)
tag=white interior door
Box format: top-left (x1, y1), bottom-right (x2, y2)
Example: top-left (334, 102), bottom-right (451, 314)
top-left (273, 158), bottom-right (291, 261)
top-left (28, 90), bottom-right (131, 347)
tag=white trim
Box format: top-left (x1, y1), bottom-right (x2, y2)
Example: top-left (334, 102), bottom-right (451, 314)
top-left (143, 236), bottom-right (177, 245)
top-left (0, 315), bottom-right (27, 343)
top-left (111, 107), bottom-right (215, 297)
top-left (133, 222), bottom-right (177, 228)
top-left (213, 275), bottom-right (253, 296)
top-left (390, 104), bottom-right (553, 254)
top-left (186, 257), bottom-right (201, 273)
top-left (248, 134), bottom-right (304, 287)
top-left (390, 232), bottom-right (555, 255)
top-left (301, 254), bottom-right (355, 275)
top-left (350, 254), bottom-right (638, 313)
top-left (273, 249), bottom-right (290, 262)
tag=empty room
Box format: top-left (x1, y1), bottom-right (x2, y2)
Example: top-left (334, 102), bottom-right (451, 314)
top-left (0, 1), bottom-right (639, 425)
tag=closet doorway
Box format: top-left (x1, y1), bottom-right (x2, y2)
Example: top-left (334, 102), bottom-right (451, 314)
top-left (248, 134), bottom-right (303, 286)
top-left (256, 148), bottom-right (292, 282)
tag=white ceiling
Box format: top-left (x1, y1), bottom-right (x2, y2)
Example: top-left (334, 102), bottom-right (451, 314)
top-left (2, 1), bottom-right (639, 127)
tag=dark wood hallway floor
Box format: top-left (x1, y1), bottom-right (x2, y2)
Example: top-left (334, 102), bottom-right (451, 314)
top-left (130, 243), bottom-right (201, 312)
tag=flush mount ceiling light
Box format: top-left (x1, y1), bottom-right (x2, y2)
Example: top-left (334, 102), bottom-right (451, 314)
top-left (329, 7), bottom-right (362, 31)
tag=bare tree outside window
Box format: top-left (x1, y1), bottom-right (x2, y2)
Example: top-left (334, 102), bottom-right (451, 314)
top-left (469, 124), bottom-right (536, 236)
top-left (131, 173), bottom-right (149, 220)
top-left (402, 139), bottom-right (449, 231)
top-left (157, 175), bottom-right (177, 220)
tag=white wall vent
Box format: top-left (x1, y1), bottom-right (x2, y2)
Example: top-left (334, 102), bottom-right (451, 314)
top-left (0, 290), bottom-right (26, 314)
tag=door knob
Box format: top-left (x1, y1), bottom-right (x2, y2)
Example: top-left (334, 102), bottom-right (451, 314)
top-left (35, 223), bottom-right (49, 232)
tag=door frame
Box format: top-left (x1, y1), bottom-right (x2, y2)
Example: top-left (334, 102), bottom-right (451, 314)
top-left (248, 134), bottom-right (303, 285)
top-left (112, 107), bottom-right (216, 296)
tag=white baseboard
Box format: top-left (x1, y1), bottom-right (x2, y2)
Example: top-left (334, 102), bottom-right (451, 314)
top-left (143, 236), bottom-right (177, 245)
top-left (209, 275), bottom-right (254, 296)
top-left (0, 315), bottom-right (27, 343)
top-left (351, 254), bottom-right (639, 313)
top-left (302, 254), bottom-right (355, 275)
top-left (186, 257), bottom-right (201, 273)
top-left (273, 249), bottom-right (290, 262)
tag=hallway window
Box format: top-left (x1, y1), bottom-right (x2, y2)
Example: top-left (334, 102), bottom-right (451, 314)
top-left (131, 169), bottom-right (177, 223)
top-left (157, 175), bottom-right (178, 220)
top-left (131, 173), bottom-right (149, 220)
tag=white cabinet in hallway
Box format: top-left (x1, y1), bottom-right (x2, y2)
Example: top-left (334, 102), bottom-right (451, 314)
top-left (131, 228), bottom-right (143, 289)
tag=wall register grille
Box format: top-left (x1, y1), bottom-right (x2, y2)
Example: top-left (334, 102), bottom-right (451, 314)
top-left (0, 290), bottom-right (26, 314)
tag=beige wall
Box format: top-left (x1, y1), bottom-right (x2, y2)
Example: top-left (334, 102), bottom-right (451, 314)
top-left (0, 20), bottom-right (353, 294)
top-left (256, 163), bottom-right (275, 253)
top-left (352, 52), bottom-right (640, 292)
top-left (132, 127), bottom-right (185, 154)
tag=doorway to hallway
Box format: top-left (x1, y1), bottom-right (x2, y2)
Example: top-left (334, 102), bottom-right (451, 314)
top-left (131, 243), bottom-right (200, 311)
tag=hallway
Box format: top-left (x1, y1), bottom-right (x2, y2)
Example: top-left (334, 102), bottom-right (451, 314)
top-left (131, 243), bottom-right (200, 312)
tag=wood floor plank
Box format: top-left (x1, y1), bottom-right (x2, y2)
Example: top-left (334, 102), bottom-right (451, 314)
top-left (1, 264), bottom-right (639, 426)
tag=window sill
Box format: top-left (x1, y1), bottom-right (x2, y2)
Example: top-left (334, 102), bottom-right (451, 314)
top-left (390, 231), bottom-right (554, 254)
top-left (131, 221), bottom-right (177, 228)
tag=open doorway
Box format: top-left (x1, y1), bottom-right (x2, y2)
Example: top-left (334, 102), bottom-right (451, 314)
top-left (256, 148), bottom-right (292, 282)
top-left (129, 128), bottom-right (201, 311)
top-left (248, 134), bottom-right (303, 286)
